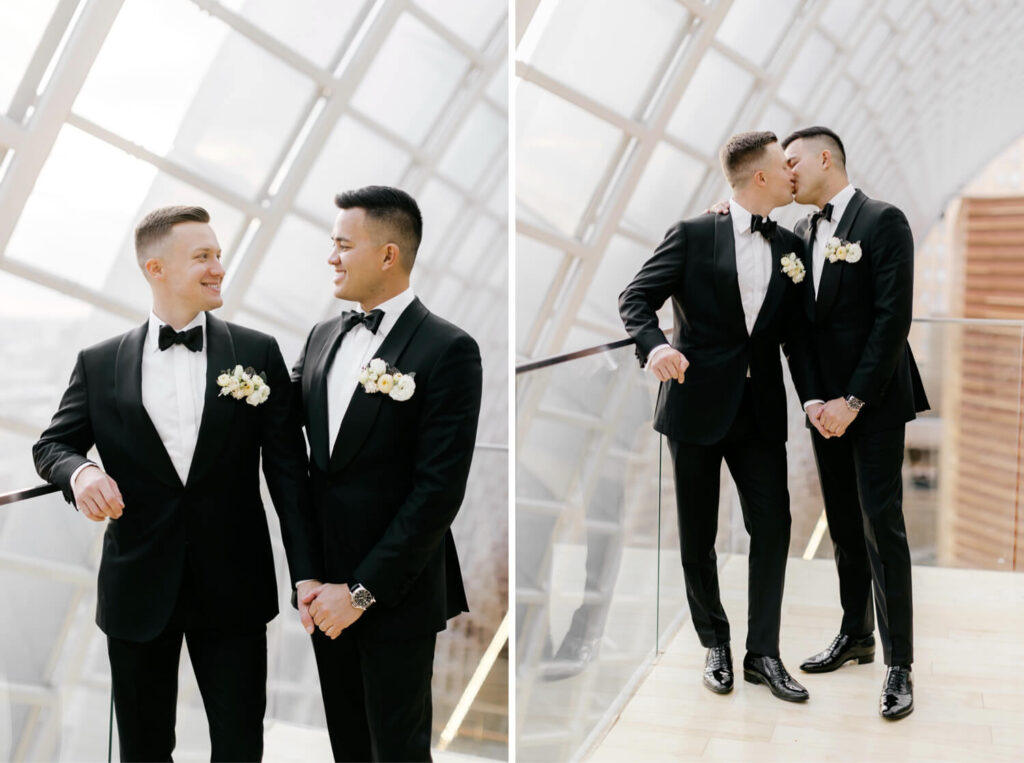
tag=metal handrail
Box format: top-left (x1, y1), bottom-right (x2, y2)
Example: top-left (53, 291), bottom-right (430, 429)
top-left (515, 315), bottom-right (1024, 374)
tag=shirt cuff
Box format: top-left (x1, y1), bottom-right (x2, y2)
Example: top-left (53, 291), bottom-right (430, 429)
top-left (70, 462), bottom-right (98, 489)
top-left (647, 344), bottom-right (674, 372)
top-left (802, 399), bottom-right (825, 412)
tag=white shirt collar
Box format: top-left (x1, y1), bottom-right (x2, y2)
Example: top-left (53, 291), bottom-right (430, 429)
top-left (729, 198), bottom-right (758, 237)
top-left (362, 288), bottom-right (415, 338)
top-left (146, 311), bottom-right (206, 354)
top-left (824, 184), bottom-right (856, 224)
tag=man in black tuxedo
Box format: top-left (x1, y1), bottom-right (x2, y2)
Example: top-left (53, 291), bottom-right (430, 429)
top-left (619, 132), bottom-right (822, 702)
top-left (291, 186), bottom-right (482, 761)
top-left (782, 126), bottom-right (929, 719)
top-left (33, 206), bottom-right (318, 760)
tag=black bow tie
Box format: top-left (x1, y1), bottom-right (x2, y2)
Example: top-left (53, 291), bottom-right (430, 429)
top-left (341, 308), bottom-right (385, 334)
top-left (158, 324), bottom-right (203, 352)
top-left (811, 202), bottom-right (834, 228)
top-left (749, 214), bottom-right (777, 240)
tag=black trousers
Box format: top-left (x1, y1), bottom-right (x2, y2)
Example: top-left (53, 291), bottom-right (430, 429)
top-left (311, 627), bottom-right (437, 762)
top-left (810, 424), bottom-right (914, 665)
top-left (667, 382), bottom-right (791, 657)
top-left (106, 573), bottom-right (267, 762)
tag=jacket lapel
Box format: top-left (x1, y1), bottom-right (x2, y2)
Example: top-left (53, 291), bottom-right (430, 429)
top-left (329, 299), bottom-right (429, 472)
top-left (306, 317), bottom-right (346, 472)
top-left (815, 190), bottom-right (867, 322)
top-left (798, 217), bottom-right (817, 321)
top-left (713, 213), bottom-right (748, 337)
top-left (186, 314), bottom-right (237, 487)
top-left (751, 236), bottom-right (788, 336)
top-left (114, 322), bottom-right (182, 489)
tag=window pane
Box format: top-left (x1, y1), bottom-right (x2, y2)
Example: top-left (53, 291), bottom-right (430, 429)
top-left (517, 82), bottom-right (623, 238)
top-left (294, 116), bottom-right (411, 220)
top-left (516, 234), bottom-right (564, 352)
top-left (73, 0), bottom-right (317, 196)
top-left (523, 0), bottom-right (688, 117)
top-left (0, 0), bottom-right (61, 116)
top-left (580, 235), bottom-right (652, 329)
top-left (351, 13), bottom-right (469, 147)
top-left (778, 33), bottom-right (835, 106)
top-left (622, 142), bottom-right (707, 240)
top-left (486, 59), bottom-right (508, 107)
top-left (716, 0), bottom-right (800, 67)
top-left (237, 0), bottom-right (365, 69)
top-left (666, 49), bottom-right (754, 156)
top-left (437, 102), bottom-right (506, 190)
top-left (450, 215), bottom-right (499, 275)
top-left (417, 179), bottom-right (465, 262)
top-left (412, 0), bottom-right (506, 48)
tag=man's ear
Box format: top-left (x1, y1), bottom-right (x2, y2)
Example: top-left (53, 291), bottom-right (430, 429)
top-left (820, 149), bottom-right (832, 170)
top-left (143, 257), bottom-right (162, 280)
top-left (381, 242), bottom-right (401, 271)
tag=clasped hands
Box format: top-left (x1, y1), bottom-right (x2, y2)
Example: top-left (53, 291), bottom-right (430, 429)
top-left (297, 580), bottom-right (363, 639)
top-left (807, 398), bottom-right (858, 439)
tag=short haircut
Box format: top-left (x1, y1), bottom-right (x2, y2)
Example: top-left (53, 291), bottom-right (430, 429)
top-left (134, 205), bottom-right (210, 264)
top-left (781, 126), bottom-right (846, 167)
top-left (719, 131), bottom-right (779, 188)
top-left (335, 185), bottom-right (423, 268)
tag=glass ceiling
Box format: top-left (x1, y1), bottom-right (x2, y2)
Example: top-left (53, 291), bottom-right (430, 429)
top-left (0, 0), bottom-right (507, 758)
top-left (516, 0), bottom-right (1024, 359)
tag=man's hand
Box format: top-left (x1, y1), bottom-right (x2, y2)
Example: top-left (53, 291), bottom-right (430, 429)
top-left (73, 465), bottom-right (124, 521)
top-left (649, 347), bottom-right (689, 383)
top-left (805, 403), bottom-right (831, 439)
top-left (706, 200), bottom-right (730, 215)
top-left (296, 579), bottom-right (322, 635)
top-left (817, 397), bottom-right (858, 437)
top-left (303, 583), bottom-right (363, 639)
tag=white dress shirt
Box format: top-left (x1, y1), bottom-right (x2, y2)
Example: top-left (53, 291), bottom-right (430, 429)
top-left (648, 200), bottom-right (772, 376)
top-left (72, 311), bottom-right (208, 488)
top-left (811, 183), bottom-right (856, 294)
top-left (326, 288), bottom-right (416, 454)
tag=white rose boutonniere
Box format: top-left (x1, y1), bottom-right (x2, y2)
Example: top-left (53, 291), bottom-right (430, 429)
top-left (218, 365), bottom-right (270, 406)
top-left (780, 252), bottom-right (806, 283)
top-left (359, 358), bottom-right (416, 401)
top-left (825, 237), bottom-right (863, 264)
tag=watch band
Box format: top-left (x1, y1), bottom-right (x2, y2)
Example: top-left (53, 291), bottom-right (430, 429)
top-left (350, 583), bottom-right (375, 610)
top-left (844, 394), bottom-right (865, 412)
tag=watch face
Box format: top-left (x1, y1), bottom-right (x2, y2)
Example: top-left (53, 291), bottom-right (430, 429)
top-left (352, 589), bottom-right (374, 609)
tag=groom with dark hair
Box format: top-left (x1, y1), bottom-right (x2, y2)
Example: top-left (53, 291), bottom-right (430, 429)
top-left (619, 132), bottom-right (821, 703)
top-left (781, 125), bottom-right (929, 719)
top-left (33, 205), bottom-right (318, 761)
top-left (292, 185), bottom-right (483, 761)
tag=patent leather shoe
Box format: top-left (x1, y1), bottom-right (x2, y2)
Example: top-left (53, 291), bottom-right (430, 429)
top-left (800, 633), bottom-right (875, 673)
top-left (703, 644), bottom-right (733, 694)
top-left (743, 653), bottom-right (809, 702)
top-left (880, 665), bottom-right (914, 719)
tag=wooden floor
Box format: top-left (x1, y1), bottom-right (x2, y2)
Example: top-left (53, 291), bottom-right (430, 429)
top-left (588, 556), bottom-right (1024, 762)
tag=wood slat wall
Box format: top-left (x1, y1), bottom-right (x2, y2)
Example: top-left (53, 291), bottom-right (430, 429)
top-left (944, 197), bottom-right (1024, 570)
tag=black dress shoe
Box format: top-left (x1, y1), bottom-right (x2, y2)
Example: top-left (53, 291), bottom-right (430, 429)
top-left (800, 633), bottom-right (875, 673)
top-left (540, 634), bottom-right (599, 681)
top-left (703, 645), bottom-right (733, 694)
top-left (880, 665), bottom-right (914, 720)
top-left (743, 654), bottom-right (809, 702)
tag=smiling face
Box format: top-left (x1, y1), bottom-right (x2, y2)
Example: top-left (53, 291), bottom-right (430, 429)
top-left (328, 207), bottom-right (400, 308)
top-left (144, 221), bottom-right (224, 315)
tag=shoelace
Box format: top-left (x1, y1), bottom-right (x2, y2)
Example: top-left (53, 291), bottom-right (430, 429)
top-left (708, 648), bottom-right (729, 670)
top-left (885, 667), bottom-right (908, 693)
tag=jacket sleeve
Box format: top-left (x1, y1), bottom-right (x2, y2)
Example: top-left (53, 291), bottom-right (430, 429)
top-left (845, 207), bottom-right (915, 404)
top-left (353, 333), bottom-right (483, 607)
top-left (618, 222), bottom-right (686, 367)
top-left (780, 233), bottom-right (824, 402)
top-left (32, 352), bottom-right (94, 506)
top-left (261, 336), bottom-right (322, 586)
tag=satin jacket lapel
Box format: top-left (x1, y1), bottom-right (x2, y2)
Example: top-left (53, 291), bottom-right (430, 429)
top-left (306, 317), bottom-right (346, 472)
top-left (713, 213), bottom-right (747, 337)
top-left (329, 299), bottom-right (429, 472)
top-left (751, 236), bottom-right (787, 336)
top-left (186, 314), bottom-right (237, 487)
top-left (816, 190), bottom-right (867, 322)
top-left (114, 322), bottom-right (181, 488)
top-left (799, 218), bottom-right (817, 321)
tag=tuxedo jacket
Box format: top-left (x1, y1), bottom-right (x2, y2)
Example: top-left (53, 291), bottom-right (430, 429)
top-left (292, 298), bottom-right (482, 641)
top-left (32, 314), bottom-right (318, 642)
top-left (619, 212), bottom-right (821, 446)
top-left (793, 189), bottom-right (929, 434)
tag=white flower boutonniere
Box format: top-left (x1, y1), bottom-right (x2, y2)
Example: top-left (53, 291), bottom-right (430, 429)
top-left (780, 252), bottom-right (806, 283)
top-left (359, 358), bottom-right (416, 401)
top-left (217, 364), bottom-right (270, 406)
top-left (824, 237), bottom-right (863, 264)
